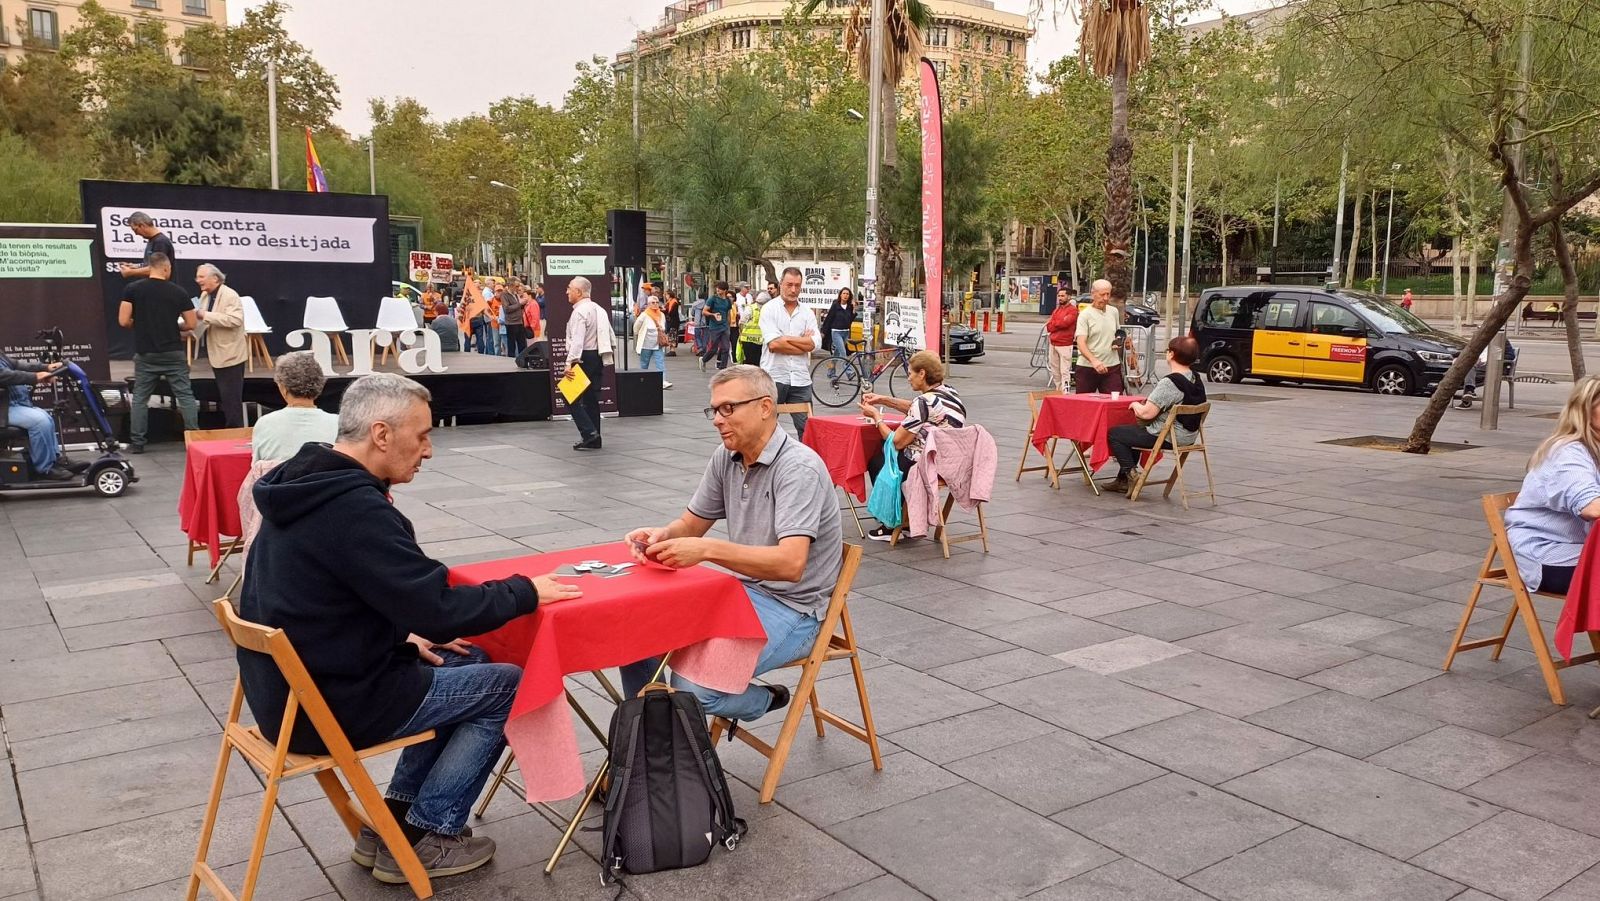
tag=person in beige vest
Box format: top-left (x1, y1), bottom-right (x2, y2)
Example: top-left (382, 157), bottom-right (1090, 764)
top-left (195, 263), bottom-right (249, 427)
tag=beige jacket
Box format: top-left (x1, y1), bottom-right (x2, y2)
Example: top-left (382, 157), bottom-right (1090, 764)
top-left (200, 284), bottom-right (248, 368)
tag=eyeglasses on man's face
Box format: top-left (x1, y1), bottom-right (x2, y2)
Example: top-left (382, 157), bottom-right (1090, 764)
top-left (703, 396), bottom-right (765, 420)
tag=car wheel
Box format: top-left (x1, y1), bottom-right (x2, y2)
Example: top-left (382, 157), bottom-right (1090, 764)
top-left (1206, 354), bottom-right (1240, 384)
top-left (1372, 365), bottom-right (1414, 396)
top-left (93, 467), bottom-right (128, 498)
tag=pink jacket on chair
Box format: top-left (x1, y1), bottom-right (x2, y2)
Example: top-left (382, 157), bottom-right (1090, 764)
top-left (906, 425), bottom-right (997, 537)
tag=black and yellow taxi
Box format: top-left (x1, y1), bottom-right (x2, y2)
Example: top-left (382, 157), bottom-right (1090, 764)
top-left (1192, 286), bottom-right (1467, 395)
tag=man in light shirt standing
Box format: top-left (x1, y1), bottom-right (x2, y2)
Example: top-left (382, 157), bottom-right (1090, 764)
top-left (1074, 278), bottom-right (1137, 394)
top-left (759, 267), bottom-right (821, 439)
top-left (563, 276), bottom-right (612, 451)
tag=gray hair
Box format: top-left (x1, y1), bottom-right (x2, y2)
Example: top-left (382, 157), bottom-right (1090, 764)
top-left (196, 263), bottom-right (225, 284)
top-left (1091, 278), bottom-right (1113, 293)
top-left (335, 373), bottom-right (432, 442)
top-left (273, 351), bottom-right (326, 400)
top-left (570, 276), bottom-right (592, 297)
top-left (708, 364), bottom-right (777, 402)
top-left (127, 211), bottom-right (154, 227)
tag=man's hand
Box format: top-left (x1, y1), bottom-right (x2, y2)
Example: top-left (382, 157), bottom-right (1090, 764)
top-left (563, 362), bottom-right (576, 379)
top-left (646, 537), bottom-right (710, 569)
top-left (1094, 360), bottom-right (1109, 374)
top-left (532, 572), bottom-right (583, 604)
top-left (625, 526), bottom-right (670, 563)
top-left (47, 361), bottom-right (65, 373)
top-left (34, 370), bottom-right (55, 382)
top-left (406, 634), bottom-right (475, 666)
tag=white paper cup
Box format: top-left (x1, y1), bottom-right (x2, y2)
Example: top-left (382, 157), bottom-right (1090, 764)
top-left (1111, 391), bottom-right (1121, 401)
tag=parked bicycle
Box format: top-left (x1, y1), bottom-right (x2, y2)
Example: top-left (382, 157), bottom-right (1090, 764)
top-left (811, 331), bottom-right (917, 407)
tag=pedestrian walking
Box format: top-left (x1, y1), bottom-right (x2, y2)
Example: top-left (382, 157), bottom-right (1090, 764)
top-left (1401, 288), bottom-right (1415, 311)
top-left (822, 287), bottom-right (855, 358)
top-left (634, 295), bottom-right (671, 389)
top-left (663, 289), bottom-right (683, 356)
top-left (563, 276), bottom-right (611, 450)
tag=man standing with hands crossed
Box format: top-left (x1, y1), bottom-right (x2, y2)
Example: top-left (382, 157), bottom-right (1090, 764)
top-left (760, 267), bottom-right (821, 439)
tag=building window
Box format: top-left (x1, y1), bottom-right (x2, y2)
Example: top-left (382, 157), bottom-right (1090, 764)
top-left (27, 8), bottom-right (57, 49)
top-left (731, 29), bottom-right (751, 50)
top-left (931, 59), bottom-right (946, 76)
top-left (925, 25), bottom-right (948, 47)
top-left (959, 62), bottom-right (971, 81)
top-left (133, 0), bottom-right (158, 8)
top-left (959, 97), bottom-right (969, 110)
top-left (984, 34), bottom-right (993, 52)
top-left (184, 0), bottom-right (209, 14)
top-left (832, 28), bottom-right (842, 45)
top-left (960, 29), bottom-right (970, 48)
top-left (1005, 38), bottom-right (1014, 56)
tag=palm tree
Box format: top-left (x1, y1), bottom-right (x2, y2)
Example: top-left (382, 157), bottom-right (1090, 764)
top-left (801, 0), bottom-right (931, 168)
top-left (1072, 0), bottom-right (1151, 303)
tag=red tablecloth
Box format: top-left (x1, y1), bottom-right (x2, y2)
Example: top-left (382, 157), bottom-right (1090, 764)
top-left (450, 542), bottom-right (766, 801)
top-left (803, 413), bottom-right (902, 501)
top-left (1554, 527), bottom-right (1600, 660)
top-left (1030, 393), bottom-right (1145, 473)
top-left (178, 439), bottom-right (254, 566)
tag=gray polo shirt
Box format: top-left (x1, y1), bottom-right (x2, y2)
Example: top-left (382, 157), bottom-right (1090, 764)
top-left (688, 427), bottom-right (843, 618)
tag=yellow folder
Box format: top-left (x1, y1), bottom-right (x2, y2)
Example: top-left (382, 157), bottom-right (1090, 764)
top-left (558, 366), bottom-right (591, 404)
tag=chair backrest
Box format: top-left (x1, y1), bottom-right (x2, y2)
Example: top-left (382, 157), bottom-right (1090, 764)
top-left (374, 296), bottom-right (418, 331)
top-left (186, 427), bottom-right (254, 445)
top-left (775, 402), bottom-right (813, 416)
top-left (303, 296), bottom-right (348, 331)
top-left (817, 543), bottom-right (864, 641)
top-left (240, 296), bottom-right (271, 334)
top-left (1152, 402), bottom-right (1212, 448)
top-left (211, 598), bottom-right (364, 759)
top-left (1026, 390), bottom-right (1053, 424)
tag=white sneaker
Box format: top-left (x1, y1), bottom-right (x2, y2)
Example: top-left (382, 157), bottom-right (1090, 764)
top-left (663, 381), bottom-right (673, 389)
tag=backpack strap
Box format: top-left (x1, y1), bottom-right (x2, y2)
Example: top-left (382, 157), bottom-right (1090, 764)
top-left (599, 711), bottom-right (646, 885)
top-left (671, 701), bottom-right (747, 850)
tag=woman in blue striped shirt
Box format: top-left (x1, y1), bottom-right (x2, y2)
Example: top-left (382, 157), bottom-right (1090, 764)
top-left (1505, 376), bottom-right (1600, 593)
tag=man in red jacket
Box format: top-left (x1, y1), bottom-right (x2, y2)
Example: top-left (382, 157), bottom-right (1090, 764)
top-left (1045, 295), bottom-right (1080, 391)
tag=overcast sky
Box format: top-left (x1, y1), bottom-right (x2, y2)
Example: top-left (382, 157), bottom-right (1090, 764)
top-left (234, 1), bottom-right (1270, 135)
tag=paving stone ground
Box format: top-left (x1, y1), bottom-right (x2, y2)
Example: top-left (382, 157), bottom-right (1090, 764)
top-left (5, 331), bottom-right (1600, 899)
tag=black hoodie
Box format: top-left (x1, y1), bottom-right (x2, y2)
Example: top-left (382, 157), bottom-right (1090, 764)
top-left (237, 443), bottom-right (539, 753)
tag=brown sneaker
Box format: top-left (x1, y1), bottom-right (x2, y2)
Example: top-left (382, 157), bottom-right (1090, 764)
top-left (1105, 474), bottom-right (1130, 494)
top-left (372, 831), bottom-right (496, 884)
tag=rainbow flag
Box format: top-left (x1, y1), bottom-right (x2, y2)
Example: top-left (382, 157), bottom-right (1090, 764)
top-left (304, 127), bottom-right (329, 193)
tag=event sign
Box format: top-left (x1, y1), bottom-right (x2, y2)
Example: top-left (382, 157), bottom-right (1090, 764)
top-left (99, 208), bottom-right (375, 264)
top-left (918, 58), bottom-right (945, 357)
top-left (407, 250), bottom-right (454, 284)
top-left (429, 252), bottom-right (453, 284)
top-left (777, 260), bottom-right (854, 316)
top-left (409, 251), bottom-right (433, 283)
top-left (541, 243), bottom-right (616, 419)
top-left (83, 181), bottom-right (391, 359)
top-left (884, 297), bottom-right (926, 350)
top-left (0, 224), bottom-right (109, 379)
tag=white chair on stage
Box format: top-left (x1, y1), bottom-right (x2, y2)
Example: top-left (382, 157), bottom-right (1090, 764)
top-left (240, 296), bottom-right (274, 372)
top-left (302, 296), bottom-right (350, 366)
top-left (373, 296), bottom-right (418, 366)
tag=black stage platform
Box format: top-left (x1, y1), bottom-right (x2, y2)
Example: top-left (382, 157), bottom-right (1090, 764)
top-left (109, 352), bottom-right (553, 425)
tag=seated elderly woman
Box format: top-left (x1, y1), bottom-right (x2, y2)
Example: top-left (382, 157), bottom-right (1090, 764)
top-left (1106, 336), bottom-right (1207, 494)
top-left (1505, 375), bottom-right (1600, 595)
top-left (251, 351), bottom-right (340, 463)
top-left (858, 350), bottom-right (968, 541)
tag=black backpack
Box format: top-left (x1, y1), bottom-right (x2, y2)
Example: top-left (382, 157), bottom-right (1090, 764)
top-left (600, 685), bottom-right (746, 884)
top-left (1166, 371), bottom-right (1208, 432)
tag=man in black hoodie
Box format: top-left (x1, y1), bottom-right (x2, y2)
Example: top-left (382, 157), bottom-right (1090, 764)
top-left (239, 373), bottom-right (581, 885)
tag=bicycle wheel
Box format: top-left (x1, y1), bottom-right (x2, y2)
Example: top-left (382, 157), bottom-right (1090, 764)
top-left (812, 356), bottom-right (861, 407)
top-left (884, 354), bottom-right (907, 398)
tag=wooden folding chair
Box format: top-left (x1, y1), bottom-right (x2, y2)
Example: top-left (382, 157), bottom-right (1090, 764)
top-left (1126, 402), bottom-right (1216, 510)
top-left (891, 426), bottom-right (995, 559)
top-left (1016, 390), bottom-right (1061, 485)
top-left (1443, 492), bottom-right (1600, 706)
top-left (185, 428), bottom-right (255, 579)
top-left (190, 599), bottom-right (437, 900)
top-left (708, 543), bottom-right (880, 803)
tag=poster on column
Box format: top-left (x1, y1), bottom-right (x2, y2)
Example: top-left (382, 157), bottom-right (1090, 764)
top-left (82, 180), bottom-right (390, 359)
top-left (0, 224), bottom-right (109, 379)
top-left (541, 244), bottom-right (616, 419)
top-left (777, 260), bottom-right (854, 318)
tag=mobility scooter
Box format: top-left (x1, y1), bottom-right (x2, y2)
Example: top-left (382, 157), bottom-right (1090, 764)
top-left (0, 328), bottom-right (137, 498)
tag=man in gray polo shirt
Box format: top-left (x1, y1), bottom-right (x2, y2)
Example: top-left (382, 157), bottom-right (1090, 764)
top-left (623, 364), bottom-right (843, 721)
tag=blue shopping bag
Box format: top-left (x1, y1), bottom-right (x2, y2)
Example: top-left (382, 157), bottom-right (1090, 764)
top-left (866, 435), bottom-right (905, 529)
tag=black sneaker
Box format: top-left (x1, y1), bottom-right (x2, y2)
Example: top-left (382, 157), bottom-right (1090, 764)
top-left (866, 526), bottom-right (895, 542)
top-left (764, 684), bottom-right (791, 716)
top-left (126, 443), bottom-right (146, 455)
top-left (42, 465), bottom-right (76, 481)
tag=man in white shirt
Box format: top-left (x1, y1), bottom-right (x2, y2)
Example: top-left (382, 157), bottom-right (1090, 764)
top-left (759, 267), bottom-right (821, 438)
top-left (563, 276), bottom-right (612, 451)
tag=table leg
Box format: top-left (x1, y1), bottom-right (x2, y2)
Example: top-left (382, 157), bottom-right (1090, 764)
top-left (1053, 442), bottom-right (1101, 496)
top-left (544, 654), bottom-right (672, 874)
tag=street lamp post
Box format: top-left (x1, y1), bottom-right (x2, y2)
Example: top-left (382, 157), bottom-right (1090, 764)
top-left (860, 0), bottom-right (886, 352)
top-left (1380, 162), bottom-right (1400, 296)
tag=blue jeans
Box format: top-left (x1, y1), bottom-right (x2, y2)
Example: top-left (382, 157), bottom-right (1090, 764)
top-left (619, 585), bottom-right (822, 722)
top-left (638, 347), bottom-right (665, 376)
top-left (831, 329), bottom-right (851, 358)
top-left (7, 403), bottom-right (57, 472)
top-left (385, 646), bottom-right (521, 835)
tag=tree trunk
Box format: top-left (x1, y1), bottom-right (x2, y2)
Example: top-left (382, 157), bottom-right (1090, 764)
top-left (1064, 211), bottom-right (1082, 292)
top-left (1550, 219), bottom-right (1585, 379)
top-left (1466, 241), bottom-right (1480, 327)
top-left (1165, 142), bottom-right (1179, 341)
top-left (1103, 53), bottom-right (1134, 304)
top-left (1369, 189), bottom-right (1380, 285)
top-left (1345, 186), bottom-right (1364, 288)
top-left (1405, 217), bottom-right (1537, 453)
top-left (1219, 211), bottom-right (1230, 288)
top-left (881, 77), bottom-right (898, 170)
top-left (1451, 232), bottom-right (1463, 333)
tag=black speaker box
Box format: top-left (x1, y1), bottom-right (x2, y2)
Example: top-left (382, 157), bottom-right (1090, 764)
top-left (616, 370), bottom-right (663, 417)
top-left (606, 209), bottom-right (647, 269)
